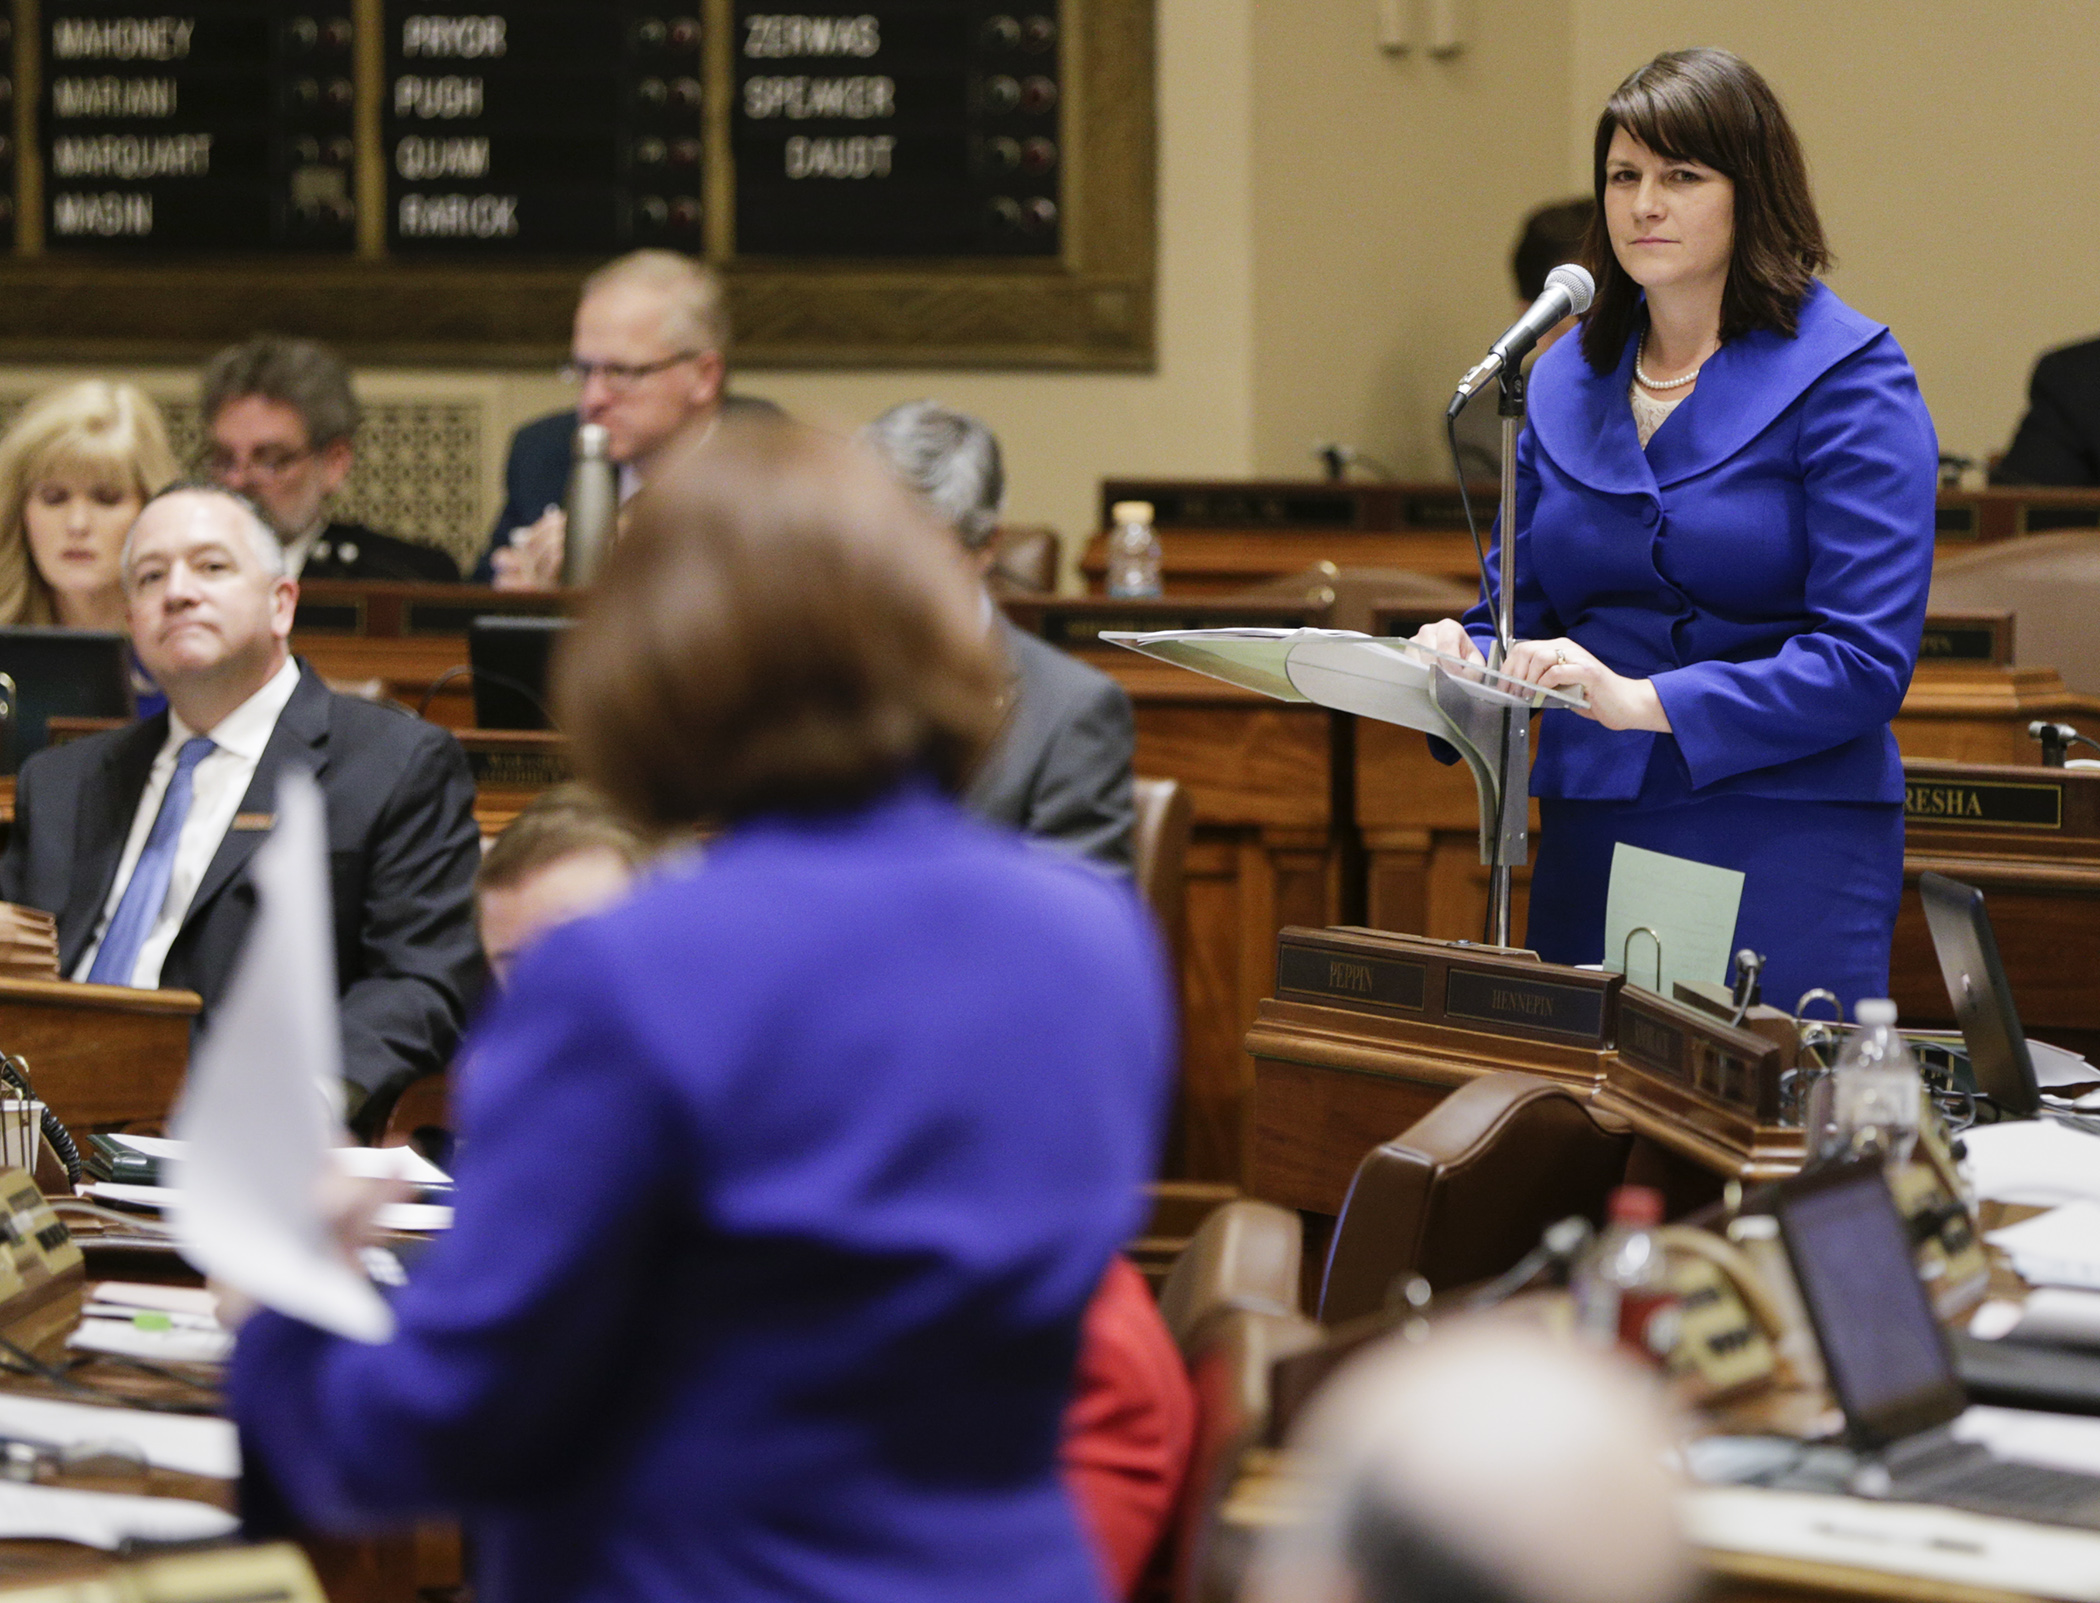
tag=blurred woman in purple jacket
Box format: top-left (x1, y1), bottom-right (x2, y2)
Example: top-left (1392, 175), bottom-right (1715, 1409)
top-left (1418, 49), bottom-right (1937, 1011)
top-left (229, 417), bottom-right (1174, 1603)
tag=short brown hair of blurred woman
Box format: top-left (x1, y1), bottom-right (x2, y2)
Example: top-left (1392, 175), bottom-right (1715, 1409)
top-left (559, 416), bottom-right (1007, 831)
top-left (1579, 47), bottom-right (1831, 372)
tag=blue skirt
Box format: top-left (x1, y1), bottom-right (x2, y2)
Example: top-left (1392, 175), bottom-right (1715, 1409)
top-left (1525, 789), bottom-right (1905, 1017)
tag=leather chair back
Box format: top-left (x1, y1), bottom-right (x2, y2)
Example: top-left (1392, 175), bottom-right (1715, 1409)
top-left (1132, 777), bottom-right (1192, 966)
top-left (1156, 1197), bottom-right (1302, 1355)
top-left (987, 524), bottom-right (1061, 595)
top-left (1930, 532), bottom-right (2100, 695)
top-left (1170, 1302), bottom-right (1322, 1603)
top-left (1316, 1071), bottom-right (1630, 1324)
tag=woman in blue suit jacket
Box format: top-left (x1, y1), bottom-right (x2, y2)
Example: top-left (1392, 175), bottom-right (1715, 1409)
top-left (1419, 48), bottom-right (1937, 1012)
top-left (226, 420), bottom-right (1174, 1603)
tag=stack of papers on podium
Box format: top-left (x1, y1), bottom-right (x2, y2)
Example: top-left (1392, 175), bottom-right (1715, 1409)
top-left (1104, 628), bottom-right (1586, 852)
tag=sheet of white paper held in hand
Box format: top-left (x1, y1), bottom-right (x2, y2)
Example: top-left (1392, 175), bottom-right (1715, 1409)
top-left (166, 769), bottom-right (398, 1344)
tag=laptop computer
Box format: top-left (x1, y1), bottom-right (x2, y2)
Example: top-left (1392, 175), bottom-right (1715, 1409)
top-left (0, 627), bottom-right (132, 774)
top-left (1917, 869), bottom-right (2099, 1131)
top-left (1774, 1156), bottom-right (2100, 1526)
top-left (468, 616), bottom-right (570, 731)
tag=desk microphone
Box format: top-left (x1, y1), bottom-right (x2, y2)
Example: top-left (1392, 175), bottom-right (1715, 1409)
top-left (1447, 263), bottom-right (1596, 418)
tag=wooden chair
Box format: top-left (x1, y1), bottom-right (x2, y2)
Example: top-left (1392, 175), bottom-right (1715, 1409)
top-left (1930, 531), bottom-right (2100, 695)
top-left (1315, 1071), bottom-right (1632, 1325)
top-left (987, 524), bottom-right (1061, 595)
top-left (1131, 777), bottom-right (1192, 966)
top-left (374, 1070), bottom-right (453, 1166)
top-left (1154, 1197), bottom-right (1302, 1356)
top-left (1170, 1303), bottom-right (1321, 1603)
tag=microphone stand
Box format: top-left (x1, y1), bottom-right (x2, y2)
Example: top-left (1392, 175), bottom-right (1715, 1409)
top-left (1484, 366), bottom-right (1530, 947)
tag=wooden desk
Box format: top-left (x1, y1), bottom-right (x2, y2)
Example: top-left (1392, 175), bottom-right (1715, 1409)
top-left (1354, 654), bottom-right (2100, 946)
top-left (291, 580), bottom-right (567, 729)
top-left (1244, 932), bottom-right (1791, 1218)
top-left (1894, 759), bottom-right (2100, 1060)
top-left (0, 977), bottom-right (197, 1134)
top-left (1105, 657), bottom-right (1355, 1184)
top-left (1077, 479), bottom-right (2100, 595)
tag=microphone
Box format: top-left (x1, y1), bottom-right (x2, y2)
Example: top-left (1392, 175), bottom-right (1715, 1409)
top-left (1447, 263), bottom-right (1596, 417)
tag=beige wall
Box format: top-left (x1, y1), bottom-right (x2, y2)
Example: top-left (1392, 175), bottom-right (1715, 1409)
top-left (1249, 0), bottom-right (1574, 479)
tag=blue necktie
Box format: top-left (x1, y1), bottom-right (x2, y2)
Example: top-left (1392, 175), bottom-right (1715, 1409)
top-left (87, 735), bottom-right (216, 987)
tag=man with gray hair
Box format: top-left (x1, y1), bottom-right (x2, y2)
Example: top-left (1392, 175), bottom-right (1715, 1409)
top-left (0, 483), bottom-right (484, 1131)
top-left (1248, 1319), bottom-right (1696, 1603)
top-left (200, 334), bottom-right (460, 581)
top-left (865, 400), bottom-right (1136, 876)
top-left (479, 250), bottom-right (777, 587)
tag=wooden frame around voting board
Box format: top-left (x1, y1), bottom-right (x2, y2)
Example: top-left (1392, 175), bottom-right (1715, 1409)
top-left (0, 0), bottom-right (1155, 368)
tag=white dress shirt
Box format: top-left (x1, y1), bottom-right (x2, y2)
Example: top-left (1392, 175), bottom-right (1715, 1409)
top-left (74, 658), bottom-right (303, 988)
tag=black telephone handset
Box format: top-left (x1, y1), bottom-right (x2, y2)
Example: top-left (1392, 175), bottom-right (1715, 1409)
top-left (0, 1054), bottom-right (81, 1187)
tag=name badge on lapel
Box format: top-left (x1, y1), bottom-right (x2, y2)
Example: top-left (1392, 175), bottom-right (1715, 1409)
top-left (231, 813), bottom-right (275, 832)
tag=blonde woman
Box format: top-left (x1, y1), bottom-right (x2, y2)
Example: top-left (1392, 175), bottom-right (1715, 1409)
top-left (0, 382), bottom-right (181, 714)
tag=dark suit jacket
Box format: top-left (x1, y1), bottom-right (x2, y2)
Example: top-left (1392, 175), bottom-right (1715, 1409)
top-left (0, 663), bottom-right (485, 1115)
top-left (1994, 336), bottom-right (2100, 486)
top-left (302, 519), bottom-right (459, 583)
top-left (471, 397), bottom-right (784, 581)
top-left (967, 618), bottom-right (1136, 876)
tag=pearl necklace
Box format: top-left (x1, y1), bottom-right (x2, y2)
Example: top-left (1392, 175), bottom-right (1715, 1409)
top-left (1634, 331), bottom-right (1708, 391)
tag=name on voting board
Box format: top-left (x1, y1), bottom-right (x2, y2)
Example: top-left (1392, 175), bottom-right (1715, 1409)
top-left (732, 2), bottom-right (1062, 256)
top-left (385, 5), bottom-right (705, 254)
top-left (43, 1), bottom-right (354, 250)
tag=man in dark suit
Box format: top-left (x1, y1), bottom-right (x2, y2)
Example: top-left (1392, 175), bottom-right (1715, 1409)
top-left (200, 335), bottom-right (460, 582)
top-left (477, 251), bottom-right (776, 586)
top-left (865, 401), bottom-right (1135, 875)
top-left (0, 485), bottom-right (483, 1129)
top-left (1995, 336), bottom-right (2100, 485)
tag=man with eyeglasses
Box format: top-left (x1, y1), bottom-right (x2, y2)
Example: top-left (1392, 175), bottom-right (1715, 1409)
top-left (199, 335), bottom-right (461, 582)
top-left (479, 251), bottom-right (777, 589)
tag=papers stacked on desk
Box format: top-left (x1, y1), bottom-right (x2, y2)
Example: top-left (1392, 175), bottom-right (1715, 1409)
top-left (1685, 1484), bottom-right (2100, 1600)
top-left (0, 1481), bottom-right (235, 1549)
top-left (69, 1281), bottom-right (232, 1366)
top-left (1984, 1203), bottom-right (2100, 1292)
top-left (82, 1139), bottom-right (454, 1234)
top-left (1962, 1121), bottom-right (2100, 1208)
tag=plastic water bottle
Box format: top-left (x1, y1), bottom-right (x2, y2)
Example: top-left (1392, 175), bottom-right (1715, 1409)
top-left (1573, 1185), bottom-right (1677, 1361)
top-left (1105, 499), bottom-right (1162, 598)
top-left (1819, 998), bottom-right (1923, 1166)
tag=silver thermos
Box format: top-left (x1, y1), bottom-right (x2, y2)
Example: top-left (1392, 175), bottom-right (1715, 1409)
top-left (562, 422), bottom-right (617, 587)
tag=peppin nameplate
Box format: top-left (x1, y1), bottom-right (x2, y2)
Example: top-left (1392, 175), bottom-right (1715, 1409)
top-left (1274, 942), bottom-right (1425, 1016)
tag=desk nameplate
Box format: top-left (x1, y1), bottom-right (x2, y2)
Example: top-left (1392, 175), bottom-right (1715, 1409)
top-left (1915, 610), bottom-right (2013, 668)
top-left (1904, 777), bottom-right (2063, 831)
top-left (1615, 987), bottom-right (1785, 1124)
top-left (1273, 927), bottom-right (1620, 1049)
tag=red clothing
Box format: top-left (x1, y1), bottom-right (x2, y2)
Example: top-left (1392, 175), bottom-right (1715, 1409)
top-left (1061, 1256), bottom-right (1198, 1598)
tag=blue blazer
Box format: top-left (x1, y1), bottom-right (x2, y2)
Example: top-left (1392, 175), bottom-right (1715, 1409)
top-left (228, 783), bottom-right (1172, 1603)
top-left (1464, 282), bottom-right (1938, 804)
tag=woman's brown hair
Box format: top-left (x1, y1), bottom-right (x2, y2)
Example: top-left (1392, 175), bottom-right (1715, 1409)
top-left (558, 416), bottom-right (1006, 831)
top-left (1579, 48), bottom-right (1830, 373)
